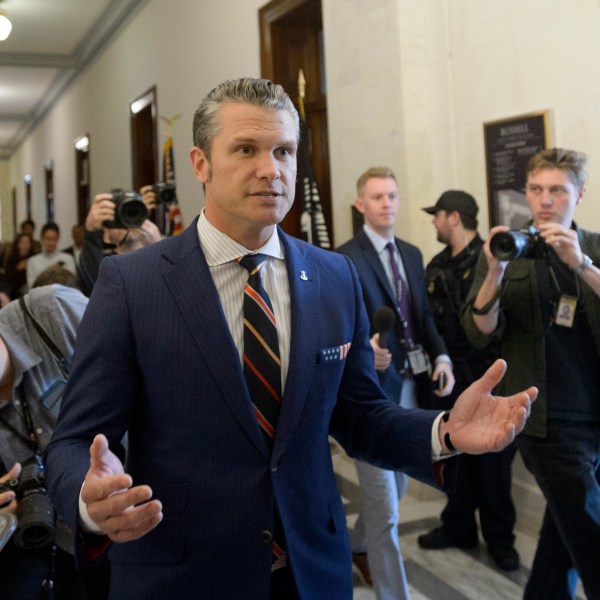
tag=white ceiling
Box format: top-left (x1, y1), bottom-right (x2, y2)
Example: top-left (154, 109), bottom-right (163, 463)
top-left (0, 0), bottom-right (148, 159)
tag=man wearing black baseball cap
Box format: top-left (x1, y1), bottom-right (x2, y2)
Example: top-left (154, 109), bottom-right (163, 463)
top-left (422, 190), bottom-right (479, 219)
top-left (419, 190), bottom-right (520, 572)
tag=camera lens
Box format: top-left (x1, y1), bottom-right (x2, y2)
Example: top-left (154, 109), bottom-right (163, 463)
top-left (105, 192), bottom-right (149, 228)
top-left (118, 197), bottom-right (148, 228)
top-left (490, 231), bottom-right (529, 261)
top-left (14, 490), bottom-right (55, 550)
top-left (20, 524), bottom-right (52, 549)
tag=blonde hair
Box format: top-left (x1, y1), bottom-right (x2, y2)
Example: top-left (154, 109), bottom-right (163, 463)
top-left (356, 167), bottom-right (397, 197)
top-left (527, 148), bottom-right (587, 189)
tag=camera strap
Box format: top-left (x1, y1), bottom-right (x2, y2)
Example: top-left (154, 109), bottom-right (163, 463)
top-left (18, 296), bottom-right (69, 378)
top-left (0, 383), bottom-right (42, 457)
top-left (0, 296), bottom-right (69, 458)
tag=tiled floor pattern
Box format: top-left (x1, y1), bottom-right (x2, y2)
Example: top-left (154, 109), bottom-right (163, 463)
top-left (330, 443), bottom-right (587, 600)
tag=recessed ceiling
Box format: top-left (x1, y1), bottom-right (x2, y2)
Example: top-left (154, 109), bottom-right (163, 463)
top-left (0, 0), bottom-right (148, 159)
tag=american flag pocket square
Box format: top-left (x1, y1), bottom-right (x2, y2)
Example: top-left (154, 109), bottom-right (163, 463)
top-left (318, 342), bottom-right (352, 363)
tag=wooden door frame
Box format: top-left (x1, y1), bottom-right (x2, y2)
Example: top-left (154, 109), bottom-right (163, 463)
top-left (259, 0), bottom-right (334, 244)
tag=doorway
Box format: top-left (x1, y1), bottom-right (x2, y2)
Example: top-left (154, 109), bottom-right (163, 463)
top-left (259, 0), bottom-right (334, 245)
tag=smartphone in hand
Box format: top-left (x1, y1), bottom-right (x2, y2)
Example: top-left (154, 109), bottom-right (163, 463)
top-left (432, 371), bottom-right (446, 392)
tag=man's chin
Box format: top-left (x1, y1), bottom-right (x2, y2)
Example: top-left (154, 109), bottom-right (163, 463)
top-left (533, 214), bottom-right (557, 226)
top-left (255, 205), bottom-right (291, 226)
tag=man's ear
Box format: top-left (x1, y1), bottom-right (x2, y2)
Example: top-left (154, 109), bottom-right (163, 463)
top-left (448, 210), bottom-right (461, 225)
top-left (354, 197), bottom-right (365, 215)
top-left (190, 147), bottom-right (209, 184)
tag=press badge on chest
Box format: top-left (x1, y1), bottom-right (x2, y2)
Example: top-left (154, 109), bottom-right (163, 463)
top-left (406, 344), bottom-right (431, 375)
top-left (555, 294), bottom-right (577, 328)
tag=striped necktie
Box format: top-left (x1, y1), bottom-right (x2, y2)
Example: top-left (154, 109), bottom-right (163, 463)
top-left (239, 253), bottom-right (287, 572)
top-left (239, 253), bottom-right (282, 448)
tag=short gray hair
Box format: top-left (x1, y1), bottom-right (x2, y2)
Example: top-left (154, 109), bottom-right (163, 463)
top-left (192, 78), bottom-right (300, 159)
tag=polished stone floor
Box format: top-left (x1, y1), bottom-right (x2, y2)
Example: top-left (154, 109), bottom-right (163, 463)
top-left (330, 442), bottom-right (587, 600)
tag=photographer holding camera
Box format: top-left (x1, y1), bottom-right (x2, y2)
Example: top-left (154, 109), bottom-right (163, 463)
top-left (0, 284), bottom-right (93, 598)
top-left (462, 147), bottom-right (600, 600)
top-left (78, 189), bottom-right (162, 295)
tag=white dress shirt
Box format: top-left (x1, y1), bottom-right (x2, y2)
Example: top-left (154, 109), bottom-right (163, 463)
top-left (197, 210), bottom-right (292, 392)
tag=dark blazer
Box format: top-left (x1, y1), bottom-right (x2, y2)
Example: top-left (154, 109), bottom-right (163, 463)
top-left (337, 229), bottom-right (448, 405)
top-left (47, 219), bottom-right (444, 600)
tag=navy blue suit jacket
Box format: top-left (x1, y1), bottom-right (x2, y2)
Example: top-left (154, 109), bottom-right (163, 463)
top-left (47, 219), bottom-right (443, 599)
top-left (337, 229), bottom-right (448, 405)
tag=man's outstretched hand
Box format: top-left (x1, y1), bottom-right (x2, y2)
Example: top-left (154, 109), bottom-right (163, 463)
top-left (439, 359), bottom-right (537, 454)
top-left (81, 434), bottom-right (163, 542)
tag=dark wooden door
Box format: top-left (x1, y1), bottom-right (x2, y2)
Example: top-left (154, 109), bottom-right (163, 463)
top-left (75, 134), bottom-right (91, 225)
top-left (130, 86), bottom-right (164, 232)
top-left (44, 161), bottom-right (55, 223)
top-left (259, 0), bottom-right (334, 245)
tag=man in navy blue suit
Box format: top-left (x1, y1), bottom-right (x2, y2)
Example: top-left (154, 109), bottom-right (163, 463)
top-left (338, 167), bottom-right (455, 599)
top-left (45, 78), bottom-right (536, 600)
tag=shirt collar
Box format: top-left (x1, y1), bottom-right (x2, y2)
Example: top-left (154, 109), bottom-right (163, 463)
top-left (197, 209), bottom-right (284, 266)
top-left (363, 223), bottom-right (395, 254)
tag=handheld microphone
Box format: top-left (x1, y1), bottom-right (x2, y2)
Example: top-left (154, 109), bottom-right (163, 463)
top-left (373, 306), bottom-right (396, 349)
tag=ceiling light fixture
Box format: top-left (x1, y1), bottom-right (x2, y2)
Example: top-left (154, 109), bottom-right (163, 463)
top-left (0, 8), bottom-right (12, 41)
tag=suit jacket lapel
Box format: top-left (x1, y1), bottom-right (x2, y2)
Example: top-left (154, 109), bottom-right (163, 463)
top-left (160, 221), bottom-right (269, 456)
top-left (271, 232), bottom-right (319, 461)
top-left (357, 230), bottom-right (397, 307)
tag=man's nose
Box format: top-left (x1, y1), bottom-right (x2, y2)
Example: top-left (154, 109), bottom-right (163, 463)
top-left (256, 153), bottom-right (281, 180)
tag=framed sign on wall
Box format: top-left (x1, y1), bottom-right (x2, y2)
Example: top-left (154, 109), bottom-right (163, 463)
top-left (484, 111), bottom-right (550, 228)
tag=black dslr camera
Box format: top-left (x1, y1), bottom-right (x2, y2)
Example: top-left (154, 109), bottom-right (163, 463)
top-left (0, 459), bottom-right (55, 550)
top-left (490, 226), bottom-right (547, 261)
top-left (104, 191), bottom-right (149, 229)
top-left (151, 182), bottom-right (177, 204)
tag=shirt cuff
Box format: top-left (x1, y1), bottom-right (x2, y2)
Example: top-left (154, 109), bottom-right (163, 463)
top-left (434, 354), bottom-right (453, 368)
top-left (79, 481), bottom-right (103, 534)
top-left (431, 411), bottom-right (461, 460)
top-left (431, 411), bottom-right (445, 459)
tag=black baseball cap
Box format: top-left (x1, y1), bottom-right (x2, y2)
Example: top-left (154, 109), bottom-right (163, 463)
top-left (422, 190), bottom-right (478, 217)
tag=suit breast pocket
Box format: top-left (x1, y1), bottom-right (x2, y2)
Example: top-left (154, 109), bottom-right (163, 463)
top-left (316, 343), bottom-right (352, 366)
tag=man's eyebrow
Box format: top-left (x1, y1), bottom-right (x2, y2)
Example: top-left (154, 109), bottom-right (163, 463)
top-left (230, 135), bottom-right (297, 147)
top-left (230, 136), bottom-right (258, 145)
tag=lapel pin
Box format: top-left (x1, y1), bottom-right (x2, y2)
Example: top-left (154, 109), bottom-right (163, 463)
top-left (299, 271), bottom-right (308, 281)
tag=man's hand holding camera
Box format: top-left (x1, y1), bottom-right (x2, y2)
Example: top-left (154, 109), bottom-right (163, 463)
top-left (537, 222), bottom-right (581, 268)
top-left (0, 463), bottom-right (21, 514)
top-left (140, 185), bottom-right (157, 211)
top-left (470, 225), bottom-right (511, 334)
top-left (81, 434), bottom-right (163, 543)
top-left (85, 194), bottom-right (116, 232)
top-left (86, 192), bottom-right (162, 250)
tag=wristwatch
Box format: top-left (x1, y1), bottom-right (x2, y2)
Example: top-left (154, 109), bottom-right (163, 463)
top-left (572, 254), bottom-right (593, 274)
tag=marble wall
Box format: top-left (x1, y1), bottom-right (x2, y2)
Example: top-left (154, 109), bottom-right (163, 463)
top-left (325, 0), bottom-right (600, 261)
